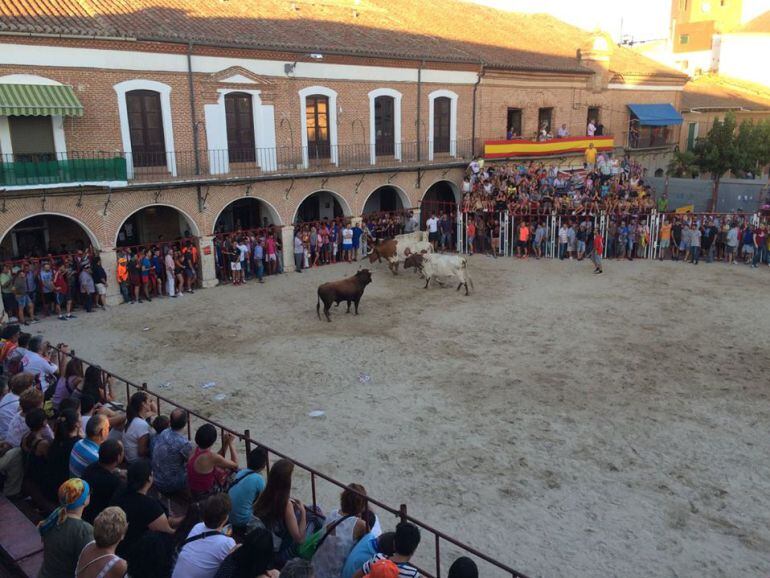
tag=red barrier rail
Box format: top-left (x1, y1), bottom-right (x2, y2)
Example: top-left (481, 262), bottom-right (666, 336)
top-left (49, 345), bottom-right (531, 578)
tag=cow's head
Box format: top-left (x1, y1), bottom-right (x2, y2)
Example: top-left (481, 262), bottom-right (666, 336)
top-left (403, 253), bottom-right (424, 271)
top-left (355, 269), bottom-right (373, 286)
top-left (366, 247), bottom-right (379, 263)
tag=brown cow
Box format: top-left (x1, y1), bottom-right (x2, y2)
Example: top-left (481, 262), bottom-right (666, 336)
top-left (316, 269), bottom-right (373, 322)
top-left (367, 238), bottom-right (433, 275)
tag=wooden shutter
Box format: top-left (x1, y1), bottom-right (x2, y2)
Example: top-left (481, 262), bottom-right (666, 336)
top-left (225, 92), bottom-right (256, 163)
top-left (126, 90), bottom-right (166, 167)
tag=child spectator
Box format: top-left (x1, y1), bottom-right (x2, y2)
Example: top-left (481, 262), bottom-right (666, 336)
top-left (356, 522), bottom-right (421, 578)
top-left (342, 530), bottom-right (395, 578)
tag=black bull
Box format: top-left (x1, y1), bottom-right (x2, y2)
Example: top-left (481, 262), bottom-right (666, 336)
top-left (316, 269), bottom-right (373, 322)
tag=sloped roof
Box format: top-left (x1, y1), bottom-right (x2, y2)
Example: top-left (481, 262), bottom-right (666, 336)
top-left (0, 0), bottom-right (687, 79)
top-left (736, 10), bottom-right (770, 33)
top-left (683, 75), bottom-right (770, 111)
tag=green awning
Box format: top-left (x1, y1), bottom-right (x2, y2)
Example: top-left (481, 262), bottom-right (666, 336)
top-left (0, 84), bottom-right (83, 117)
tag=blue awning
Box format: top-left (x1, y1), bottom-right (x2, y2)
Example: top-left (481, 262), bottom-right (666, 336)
top-left (628, 104), bottom-right (683, 126)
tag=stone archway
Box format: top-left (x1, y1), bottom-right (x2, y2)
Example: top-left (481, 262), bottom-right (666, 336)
top-left (212, 197), bottom-right (282, 234)
top-left (362, 185), bottom-right (411, 215)
top-left (115, 204), bottom-right (201, 247)
top-left (0, 213), bottom-right (101, 260)
top-left (293, 190), bottom-right (352, 224)
top-left (420, 180), bottom-right (460, 228)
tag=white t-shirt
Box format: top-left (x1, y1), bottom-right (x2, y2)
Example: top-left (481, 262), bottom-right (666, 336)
top-left (237, 244), bottom-right (248, 261)
top-left (123, 416), bottom-right (152, 464)
top-left (21, 352), bottom-right (58, 392)
top-left (172, 523), bottom-right (235, 578)
top-left (587, 122), bottom-right (596, 136)
top-left (426, 217), bottom-right (439, 233)
top-left (0, 392), bottom-right (20, 441)
top-left (342, 228), bottom-right (353, 245)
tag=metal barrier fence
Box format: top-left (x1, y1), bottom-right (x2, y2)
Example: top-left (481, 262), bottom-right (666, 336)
top-left (49, 345), bottom-right (530, 578)
top-left (460, 211), bottom-right (767, 261)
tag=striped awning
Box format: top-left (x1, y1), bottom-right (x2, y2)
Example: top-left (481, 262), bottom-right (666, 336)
top-left (0, 84), bottom-right (84, 117)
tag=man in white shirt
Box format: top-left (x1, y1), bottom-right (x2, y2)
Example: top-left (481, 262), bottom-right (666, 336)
top-left (0, 373), bottom-right (33, 441)
top-left (236, 240), bottom-right (249, 285)
top-left (425, 213), bottom-right (439, 251)
top-left (21, 336), bottom-right (63, 393)
top-left (172, 494), bottom-right (236, 578)
top-left (587, 119), bottom-right (596, 137)
top-left (164, 248), bottom-right (177, 297)
top-left (557, 124), bottom-right (569, 138)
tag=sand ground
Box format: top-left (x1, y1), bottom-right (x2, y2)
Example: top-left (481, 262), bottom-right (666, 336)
top-left (40, 255), bottom-right (770, 578)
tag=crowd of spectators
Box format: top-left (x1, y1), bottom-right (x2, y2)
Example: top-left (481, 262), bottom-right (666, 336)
top-left (115, 239), bottom-right (199, 303)
top-left (0, 332), bottom-right (481, 578)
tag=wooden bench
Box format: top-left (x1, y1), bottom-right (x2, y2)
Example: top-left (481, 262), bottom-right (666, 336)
top-left (0, 496), bottom-right (43, 577)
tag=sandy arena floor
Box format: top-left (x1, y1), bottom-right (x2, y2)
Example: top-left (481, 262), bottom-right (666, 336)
top-left (41, 256), bottom-right (770, 578)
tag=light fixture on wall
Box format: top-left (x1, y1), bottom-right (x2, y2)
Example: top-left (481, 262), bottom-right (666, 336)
top-left (309, 53), bottom-right (324, 60)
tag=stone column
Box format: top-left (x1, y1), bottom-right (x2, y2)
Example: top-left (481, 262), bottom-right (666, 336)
top-left (198, 235), bottom-right (219, 288)
top-left (281, 225), bottom-right (295, 273)
top-left (99, 247), bottom-right (123, 306)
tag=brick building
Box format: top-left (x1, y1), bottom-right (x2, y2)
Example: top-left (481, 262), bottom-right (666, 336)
top-left (0, 0), bottom-right (688, 302)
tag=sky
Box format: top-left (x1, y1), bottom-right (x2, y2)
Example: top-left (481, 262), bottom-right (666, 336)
top-left (472, 0), bottom-right (770, 43)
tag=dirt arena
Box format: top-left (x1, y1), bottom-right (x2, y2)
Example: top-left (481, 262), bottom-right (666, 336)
top-left (42, 256), bottom-right (770, 578)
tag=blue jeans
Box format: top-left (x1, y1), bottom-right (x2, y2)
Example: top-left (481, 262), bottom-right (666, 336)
top-left (691, 246), bottom-right (700, 263)
top-left (255, 261), bottom-right (264, 281)
top-left (559, 243), bottom-right (567, 260)
top-left (119, 281), bottom-right (130, 303)
top-left (753, 246), bottom-right (767, 266)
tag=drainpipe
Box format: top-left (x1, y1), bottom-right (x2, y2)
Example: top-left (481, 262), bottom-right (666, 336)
top-left (187, 41), bottom-right (201, 176)
top-left (471, 62), bottom-right (485, 156)
top-left (416, 60), bottom-right (424, 162)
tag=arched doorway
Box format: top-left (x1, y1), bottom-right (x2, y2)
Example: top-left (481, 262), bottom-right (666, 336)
top-left (214, 198), bottom-right (281, 234)
top-left (116, 205), bottom-right (199, 247)
top-left (420, 180), bottom-right (459, 229)
top-left (294, 190), bottom-right (350, 224)
top-left (362, 185), bottom-right (409, 215)
top-left (0, 214), bottom-right (99, 260)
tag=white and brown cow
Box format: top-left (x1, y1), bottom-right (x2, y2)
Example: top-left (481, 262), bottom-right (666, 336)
top-left (367, 237), bottom-right (432, 275)
top-left (402, 252), bottom-right (474, 295)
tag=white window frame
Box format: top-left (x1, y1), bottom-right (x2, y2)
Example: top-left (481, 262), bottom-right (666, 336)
top-left (368, 88), bottom-right (402, 164)
top-left (428, 89), bottom-right (458, 160)
top-left (299, 86), bottom-right (338, 168)
top-left (114, 79), bottom-right (176, 177)
top-left (0, 74), bottom-right (68, 160)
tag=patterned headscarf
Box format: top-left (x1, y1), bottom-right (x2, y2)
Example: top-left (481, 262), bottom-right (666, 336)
top-left (38, 478), bottom-right (90, 536)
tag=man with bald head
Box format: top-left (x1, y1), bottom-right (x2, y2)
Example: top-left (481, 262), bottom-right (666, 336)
top-left (70, 413), bottom-right (109, 477)
top-left (151, 408), bottom-right (194, 495)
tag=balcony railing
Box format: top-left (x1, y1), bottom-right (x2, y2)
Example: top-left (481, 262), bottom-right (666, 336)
top-left (0, 152), bottom-right (127, 187)
top-left (1, 140), bottom-right (475, 188)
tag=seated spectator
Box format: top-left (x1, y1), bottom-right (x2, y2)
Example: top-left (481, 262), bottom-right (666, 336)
top-left (448, 557), bottom-right (478, 578)
top-left (123, 391), bottom-right (156, 464)
top-left (355, 522), bottom-right (421, 578)
top-left (21, 336), bottom-right (66, 393)
top-left (38, 478), bottom-right (94, 578)
top-left (253, 459), bottom-right (308, 567)
top-left (6, 386), bottom-right (48, 447)
top-left (52, 357), bottom-right (84, 410)
top-left (0, 324), bottom-right (21, 372)
top-left (363, 559), bottom-right (399, 578)
top-left (172, 493), bottom-right (237, 578)
top-left (152, 414), bottom-right (170, 437)
top-left (82, 366), bottom-right (115, 404)
top-left (187, 424), bottom-right (239, 498)
top-left (80, 394), bottom-right (125, 435)
top-left (112, 458), bottom-right (177, 561)
top-left (70, 413), bottom-right (109, 477)
top-left (82, 439), bottom-right (125, 524)
top-left (313, 484), bottom-right (370, 578)
top-left (228, 446), bottom-right (268, 533)
top-left (75, 506), bottom-right (128, 578)
top-left (280, 559), bottom-right (314, 578)
top-left (152, 408), bottom-right (193, 495)
top-left (342, 530), bottom-right (395, 578)
top-left (46, 408), bottom-right (82, 501)
top-left (214, 526), bottom-right (276, 578)
top-left (20, 407), bottom-right (53, 509)
top-left (0, 372), bottom-right (34, 441)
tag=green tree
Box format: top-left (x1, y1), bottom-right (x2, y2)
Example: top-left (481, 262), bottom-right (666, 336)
top-left (666, 148), bottom-right (698, 178)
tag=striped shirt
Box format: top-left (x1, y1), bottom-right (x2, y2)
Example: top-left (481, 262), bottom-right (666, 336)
top-left (70, 438), bottom-right (100, 477)
top-left (363, 554), bottom-right (420, 578)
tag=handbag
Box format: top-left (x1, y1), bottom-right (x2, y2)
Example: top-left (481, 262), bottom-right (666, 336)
top-left (297, 514), bottom-right (354, 561)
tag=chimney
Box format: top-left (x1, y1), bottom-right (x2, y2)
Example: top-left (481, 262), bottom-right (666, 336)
top-left (578, 31), bottom-right (614, 92)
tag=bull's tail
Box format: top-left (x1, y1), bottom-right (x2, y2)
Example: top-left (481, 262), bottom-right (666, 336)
top-left (316, 291), bottom-right (321, 320)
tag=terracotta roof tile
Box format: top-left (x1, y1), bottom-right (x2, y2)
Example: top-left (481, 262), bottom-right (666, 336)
top-left (683, 75), bottom-right (770, 111)
top-left (0, 0), bottom-right (687, 78)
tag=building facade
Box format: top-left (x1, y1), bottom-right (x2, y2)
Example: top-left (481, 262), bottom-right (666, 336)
top-left (0, 0), bottom-right (688, 303)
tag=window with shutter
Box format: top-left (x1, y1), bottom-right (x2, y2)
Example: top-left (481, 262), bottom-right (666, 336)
top-left (126, 90), bottom-right (166, 167)
top-left (225, 92), bottom-right (256, 163)
top-left (433, 97), bottom-right (451, 154)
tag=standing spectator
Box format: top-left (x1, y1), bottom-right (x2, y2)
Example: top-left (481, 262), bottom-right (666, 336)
top-left (313, 484), bottom-right (369, 578)
top-left (70, 414), bottom-right (109, 478)
top-left (342, 223), bottom-right (354, 263)
top-left (253, 459), bottom-right (308, 567)
top-left (266, 233), bottom-right (277, 276)
top-left (0, 263), bottom-right (17, 320)
top-left (141, 249), bottom-right (153, 301)
top-left (557, 123), bottom-right (569, 138)
top-left (517, 221), bottom-right (529, 259)
top-left (584, 143), bottom-right (597, 169)
top-left (465, 219), bottom-right (476, 255)
top-left (533, 221), bottom-right (546, 259)
top-left (228, 446), bottom-right (268, 533)
top-left (425, 213), bottom-right (439, 251)
top-left (558, 222), bottom-right (569, 260)
top-left (187, 424), bottom-right (239, 498)
top-left (439, 214), bottom-right (452, 252)
top-left (294, 233), bottom-right (305, 273)
top-left (352, 221), bottom-right (363, 261)
top-left (741, 225), bottom-right (755, 264)
top-left (172, 493), bottom-right (237, 578)
top-left (567, 223), bottom-right (577, 260)
top-left (702, 219), bottom-right (717, 263)
top-left (725, 222), bottom-right (739, 264)
top-left (75, 506), bottom-right (128, 578)
top-left (753, 224), bottom-right (767, 268)
top-left (165, 247), bottom-right (177, 297)
top-left (593, 227), bottom-right (604, 274)
top-left (82, 439), bottom-right (125, 524)
top-left (123, 391), bottom-right (155, 465)
top-left (38, 478), bottom-right (94, 578)
top-left (587, 119), bottom-right (596, 136)
top-left (116, 250), bottom-right (129, 304)
top-left (658, 219), bottom-right (671, 260)
top-left (151, 408), bottom-right (193, 496)
top-left (79, 264), bottom-right (96, 313)
top-left (689, 223), bottom-right (702, 264)
top-left (253, 238), bottom-right (266, 283)
top-left (53, 263), bottom-right (72, 319)
top-left (40, 261), bottom-right (56, 316)
top-left (92, 257), bottom-right (108, 310)
top-left (13, 267), bottom-right (36, 325)
top-left (214, 526), bottom-right (275, 578)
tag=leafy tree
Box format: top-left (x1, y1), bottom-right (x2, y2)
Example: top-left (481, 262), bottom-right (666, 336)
top-left (666, 148), bottom-right (698, 178)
